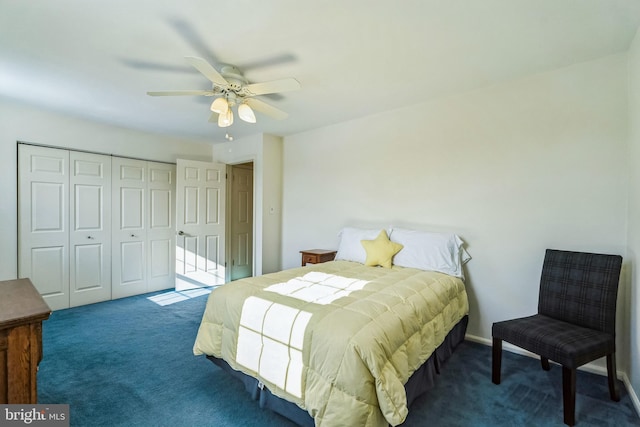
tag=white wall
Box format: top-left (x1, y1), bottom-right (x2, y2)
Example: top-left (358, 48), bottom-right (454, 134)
top-left (212, 133), bottom-right (284, 275)
top-left (627, 27), bottom-right (640, 411)
top-left (0, 98), bottom-right (214, 281)
top-left (282, 54), bottom-right (629, 371)
top-left (261, 134), bottom-right (283, 274)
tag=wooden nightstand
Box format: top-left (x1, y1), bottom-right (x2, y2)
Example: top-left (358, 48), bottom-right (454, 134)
top-left (300, 249), bottom-right (337, 266)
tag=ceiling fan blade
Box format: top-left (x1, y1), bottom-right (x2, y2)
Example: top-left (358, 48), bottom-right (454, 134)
top-left (168, 18), bottom-right (295, 73)
top-left (243, 78), bottom-right (301, 96)
top-left (169, 18), bottom-right (223, 67)
top-left (208, 112), bottom-right (218, 123)
top-left (185, 56), bottom-right (229, 87)
top-left (147, 90), bottom-right (214, 96)
top-left (239, 53), bottom-right (297, 71)
top-left (121, 58), bottom-right (194, 73)
top-left (245, 98), bottom-right (288, 120)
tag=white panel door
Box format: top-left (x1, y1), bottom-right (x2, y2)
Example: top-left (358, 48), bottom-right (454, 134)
top-left (69, 151), bottom-right (112, 307)
top-left (176, 159), bottom-right (226, 289)
top-left (18, 144), bottom-right (70, 310)
top-left (112, 157), bottom-right (147, 298)
top-left (147, 162), bottom-right (176, 292)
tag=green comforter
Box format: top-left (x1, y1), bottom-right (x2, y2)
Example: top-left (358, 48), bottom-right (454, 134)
top-left (193, 261), bottom-right (468, 426)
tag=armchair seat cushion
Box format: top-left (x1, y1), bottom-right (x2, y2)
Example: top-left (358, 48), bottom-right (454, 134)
top-left (492, 314), bottom-right (615, 368)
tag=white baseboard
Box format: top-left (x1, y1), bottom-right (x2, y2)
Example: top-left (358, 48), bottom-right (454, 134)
top-left (465, 333), bottom-right (640, 418)
top-left (623, 372), bottom-right (640, 420)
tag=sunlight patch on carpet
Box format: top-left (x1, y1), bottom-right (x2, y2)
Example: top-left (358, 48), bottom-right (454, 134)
top-left (147, 287), bottom-right (213, 306)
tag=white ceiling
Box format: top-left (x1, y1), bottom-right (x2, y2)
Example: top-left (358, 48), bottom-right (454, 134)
top-left (1, 0), bottom-right (639, 142)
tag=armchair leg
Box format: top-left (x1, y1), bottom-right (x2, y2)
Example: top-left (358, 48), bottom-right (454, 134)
top-left (562, 366), bottom-right (576, 426)
top-left (492, 337), bottom-right (502, 384)
top-left (607, 353), bottom-right (620, 402)
top-left (541, 357), bottom-right (550, 371)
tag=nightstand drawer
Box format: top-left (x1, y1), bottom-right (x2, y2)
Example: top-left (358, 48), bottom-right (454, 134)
top-left (302, 253), bottom-right (317, 265)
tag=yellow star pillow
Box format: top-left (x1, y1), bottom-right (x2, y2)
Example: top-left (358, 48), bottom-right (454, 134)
top-left (361, 230), bottom-right (403, 269)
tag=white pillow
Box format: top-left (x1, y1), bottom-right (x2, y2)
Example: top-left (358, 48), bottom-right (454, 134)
top-left (335, 227), bottom-right (386, 264)
top-left (389, 228), bottom-right (471, 278)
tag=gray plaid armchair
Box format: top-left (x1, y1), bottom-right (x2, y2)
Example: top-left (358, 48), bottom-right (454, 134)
top-left (491, 249), bottom-right (623, 426)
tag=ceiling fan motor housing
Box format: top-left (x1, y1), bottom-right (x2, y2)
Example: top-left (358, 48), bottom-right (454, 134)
top-left (221, 65), bottom-right (248, 92)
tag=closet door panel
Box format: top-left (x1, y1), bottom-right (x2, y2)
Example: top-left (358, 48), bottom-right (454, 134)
top-left (30, 246), bottom-right (66, 296)
top-left (32, 183), bottom-right (65, 231)
top-left (120, 241), bottom-right (145, 283)
top-left (73, 244), bottom-right (103, 289)
top-left (18, 145), bottom-right (70, 310)
top-left (147, 162), bottom-right (176, 292)
top-left (69, 152), bottom-right (112, 307)
top-left (112, 158), bottom-right (147, 299)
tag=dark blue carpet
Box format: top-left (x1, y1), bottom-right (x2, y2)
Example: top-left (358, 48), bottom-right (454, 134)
top-left (37, 290), bottom-right (640, 426)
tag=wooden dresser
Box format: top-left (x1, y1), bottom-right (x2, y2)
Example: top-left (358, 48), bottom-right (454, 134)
top-left (0, 278), bottom-right (51, 404)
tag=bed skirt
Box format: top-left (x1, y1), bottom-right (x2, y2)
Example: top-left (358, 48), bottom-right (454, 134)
top-left (206, 315), bottom-right (468, 426)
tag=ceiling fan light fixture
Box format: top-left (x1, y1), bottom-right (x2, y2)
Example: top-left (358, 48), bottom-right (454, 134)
top-left (218, 109), bottom-right (233, 127)
top-left (238, 103), bottom-right (256, 123)
top-left (149, 57), bottom-right (300, 127)
top-left (210, 97), bottom-right (229, 114)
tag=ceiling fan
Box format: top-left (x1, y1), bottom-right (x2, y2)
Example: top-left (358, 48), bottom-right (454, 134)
top-left (147, 56), bottom-right (300, 128)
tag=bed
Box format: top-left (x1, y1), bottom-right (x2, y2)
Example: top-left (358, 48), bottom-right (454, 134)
top-left (193, 227), bottom-right (470, 426)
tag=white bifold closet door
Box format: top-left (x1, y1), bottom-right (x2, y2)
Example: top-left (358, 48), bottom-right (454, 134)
top-left (19, 144), bottom-right (176, 310)
top-left (19, 145), bottom-right (112, 310)
top-left (111, 157), bottom-right (176, 299)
